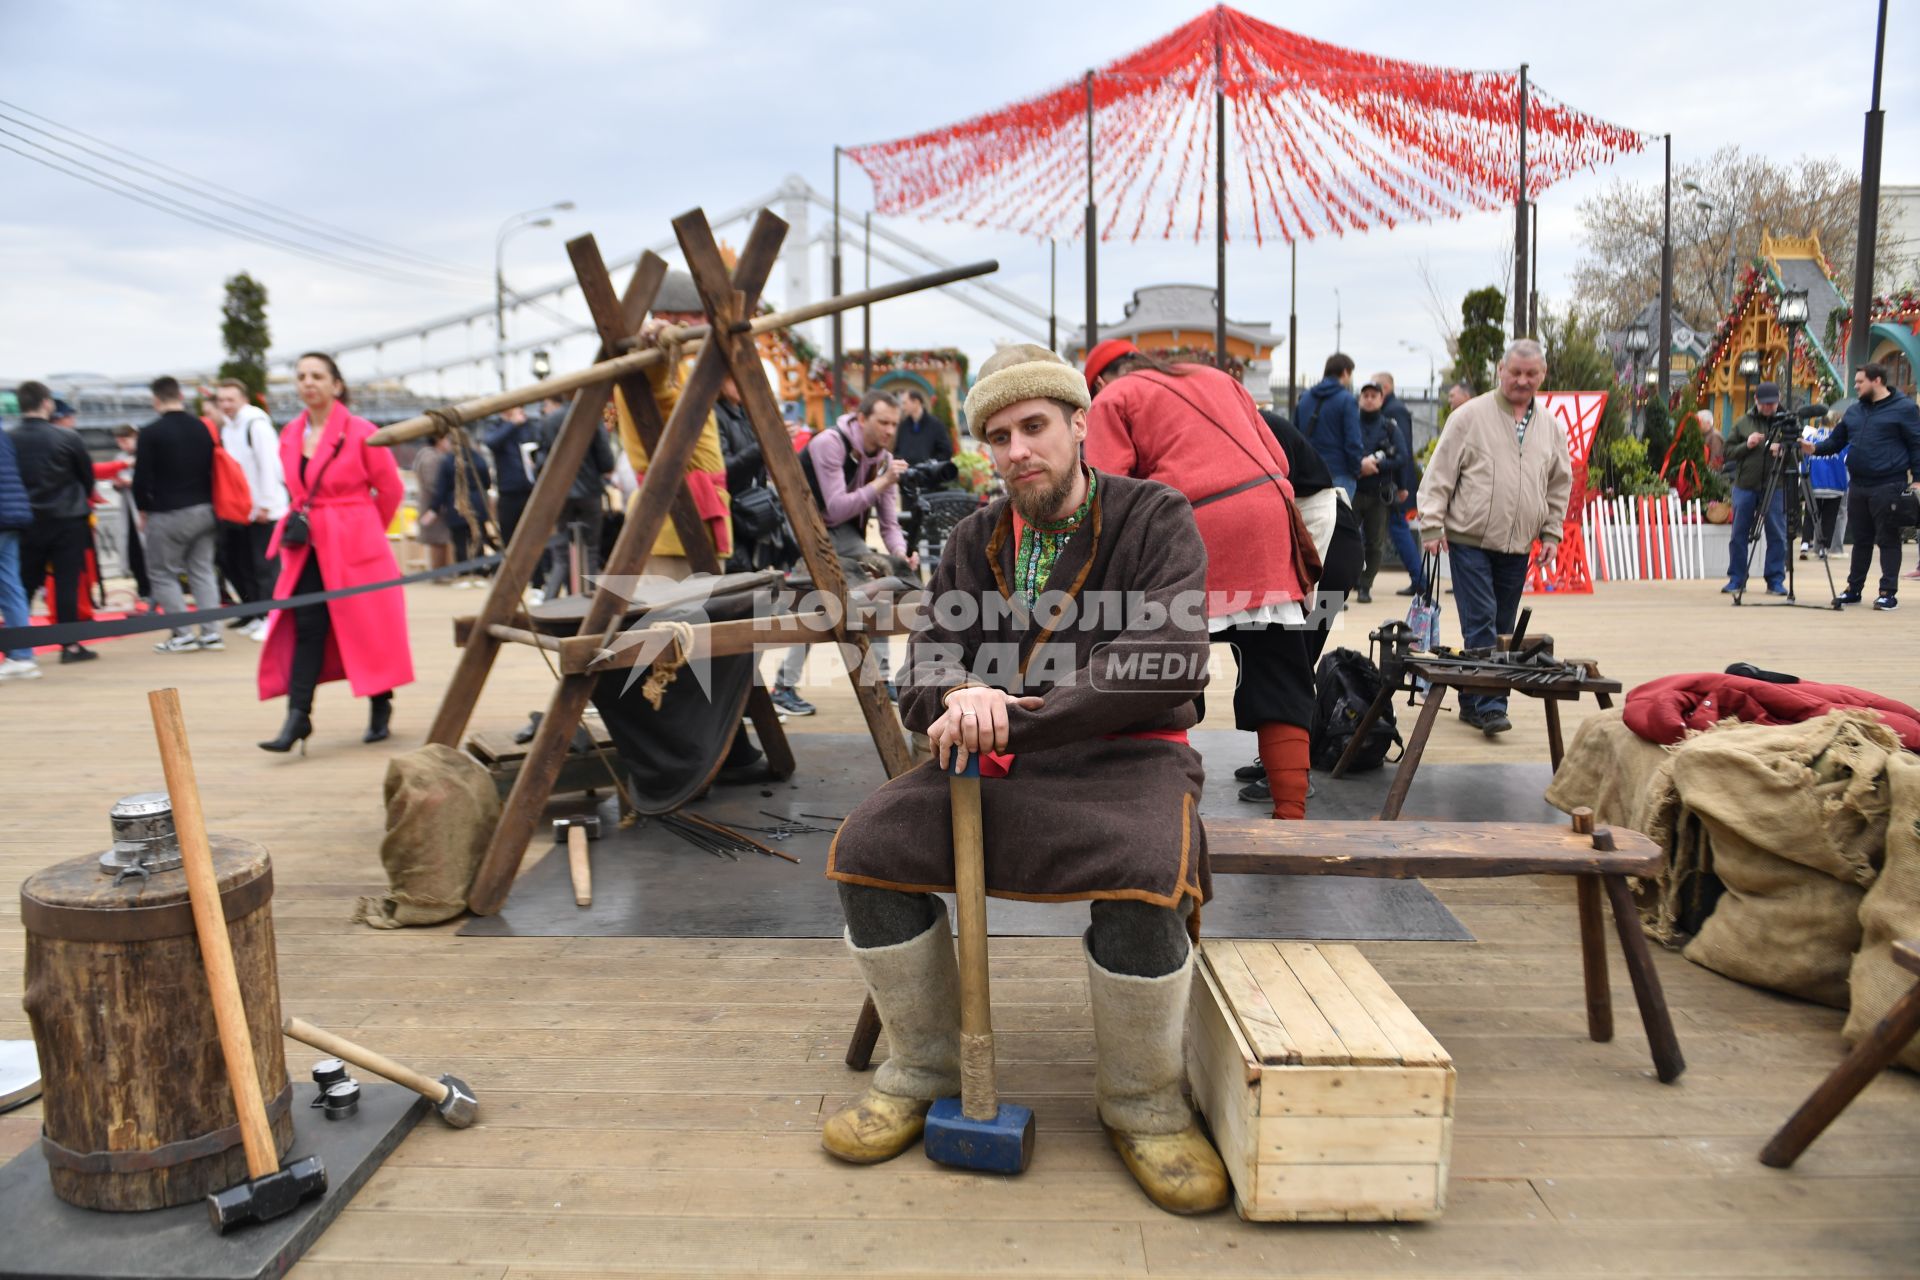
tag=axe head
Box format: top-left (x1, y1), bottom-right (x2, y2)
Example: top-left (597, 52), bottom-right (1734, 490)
top-left (206, 1155), bottom-right (327, 1233)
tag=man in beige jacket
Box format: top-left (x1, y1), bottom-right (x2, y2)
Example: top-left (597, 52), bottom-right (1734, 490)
top-left (1417, 339), bottom-right (1572, 734)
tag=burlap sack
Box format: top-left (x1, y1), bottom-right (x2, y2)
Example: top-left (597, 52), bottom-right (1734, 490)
top-left (1667, 713), bottom-right (1894, 1008)
top-left (1844, 750), bottom-right (1920, 1071)
top-left (1545, 708), bottom-right (1674, 835)
top-left (353, 744), bottom-right (501, 929)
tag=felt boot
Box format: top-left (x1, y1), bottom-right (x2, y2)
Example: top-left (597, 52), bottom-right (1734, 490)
top-left (822, 910), bottom-right (961, 1164)
top-left (1087, 941), bottom-right (1230, 1214)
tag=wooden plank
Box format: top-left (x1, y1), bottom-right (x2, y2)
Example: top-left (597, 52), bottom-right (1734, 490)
top-left (1185, 961), bottom-right (1258, 1199)
top-left (1319, 944), bottom-right (1452, 1067)
top-left (1258, 1066), bottom-right (1453, 1118)
top-left (1250, 1162), bottom-right (1440, 1220)
top-left (1203, 819), bottom-right (1662, 878)
top-left (1234, 941), bottom-right (1346, 1066)
top-left (1196, 940), bottom-right (1296, 1065)
top-left (1277, 943), bottom-right (1402, 1066)
top-left (1255, 1115), bottom-right (1449, 1165)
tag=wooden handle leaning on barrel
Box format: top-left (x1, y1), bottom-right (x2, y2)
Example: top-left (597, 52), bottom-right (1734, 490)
top-left (149, 688), bottom-right (280, 1181)
top-left (283, 1016), bottom-right (450, 1104)
top-left (568, 826), bottom-right (592, 907)
top-left (949, 761), bottom-right (996, 1122)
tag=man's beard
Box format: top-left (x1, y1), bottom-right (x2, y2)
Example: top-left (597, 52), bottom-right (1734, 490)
top-left (1008, 461), bottom-right (1078, 524)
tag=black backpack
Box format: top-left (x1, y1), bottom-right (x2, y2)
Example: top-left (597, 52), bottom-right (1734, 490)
top-left (1310, 647), bottom-right (1402, 772)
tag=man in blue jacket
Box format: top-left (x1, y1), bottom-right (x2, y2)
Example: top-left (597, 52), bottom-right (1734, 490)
top-left (482, 404), bottom-right (540, 548)
top-left (0, 418), bottom-right (38, 679)
top-left (1297, 354), bottom-right (1370, 497)
top-left (1804, 362), bottom-right (1920, 610)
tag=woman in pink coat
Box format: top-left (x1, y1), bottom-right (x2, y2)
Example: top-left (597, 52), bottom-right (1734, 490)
top-left (257, 353), bottom-right (413, 753)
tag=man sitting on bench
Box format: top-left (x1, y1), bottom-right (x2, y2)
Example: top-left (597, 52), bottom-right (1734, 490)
top-left (821, 345), bottom-right (1230, 1214)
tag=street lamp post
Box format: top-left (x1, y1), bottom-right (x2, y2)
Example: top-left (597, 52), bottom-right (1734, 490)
top-left (1624, 321), bottom-right (1651, 437)
top-left (1683, 181), bottom-right (1738, 314)
top-left (1775, 288), bottom-right (1811, 417)
top-left (496, 201), bottom-right (575, 392)
top-left (1736, 349), bottom-right (1760, 417)
top-left (1399, 339), bottom-right (1437, 402)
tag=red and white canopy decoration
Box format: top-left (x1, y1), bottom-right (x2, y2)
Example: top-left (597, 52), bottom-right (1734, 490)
top-left (846, 6), bottom-right (1649, 246)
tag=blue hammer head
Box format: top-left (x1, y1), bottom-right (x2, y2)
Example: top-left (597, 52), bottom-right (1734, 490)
top-left (923, 1095), bottom-right (1035, 1174)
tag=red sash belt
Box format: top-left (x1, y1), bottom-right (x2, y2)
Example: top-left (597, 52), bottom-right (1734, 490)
top-left (977, 727), bottom-right (1189, 778)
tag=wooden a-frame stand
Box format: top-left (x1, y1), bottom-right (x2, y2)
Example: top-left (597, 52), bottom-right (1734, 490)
top-left (412, 208), bottom-right (916, 918)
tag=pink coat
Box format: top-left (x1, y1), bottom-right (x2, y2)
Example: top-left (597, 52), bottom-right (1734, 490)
top-left (1084, 366), bottom-right (1306, 613)
top-left (256, 402), bottom-right (414, 701)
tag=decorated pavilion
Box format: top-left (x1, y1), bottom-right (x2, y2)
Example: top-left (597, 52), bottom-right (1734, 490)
top-left (1684, 231), bottom-right (1849, 424)
top-left (1837, 287), bottom-right (1920, 395)
top-left (1066, 284), bottom-right (1278, 401)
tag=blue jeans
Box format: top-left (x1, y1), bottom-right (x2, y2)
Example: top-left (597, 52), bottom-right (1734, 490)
top-left (1726, 485), bottom-right (1786, 588)
top-left (1447, 543), bottom-right (1529, 716)
top-left (0, 529), bottom-right (32, 661)
top-left (1385, 505), bottom-right (1427, 591)
top-left (1330, 474), bottom-right (1357, 500)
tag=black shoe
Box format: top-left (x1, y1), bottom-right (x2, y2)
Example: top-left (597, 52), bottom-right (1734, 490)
top-left (1479, 711), bottom-right (1514, 735)
top-left (1238, 777), bottom-right (1271, 804)
top-left (1356, 588), bottom-right (1373, 604)
top-left (715, 727), bottom-right (766, 784)
top-left (259, 709), bottom-right (313, 755)
top-left (1396, 584), bottom-right (1419, 596)
top-left (1233, 757), bottom-right (1266, 781)
top-left (1874, 595), bottom-right (1899, 611)
top-left (363, 693), bottom-right (393, 744)
top-left (59, 644), bottom-right (98, 664)
top-left (1837, 589), bottom-right (1863, 605)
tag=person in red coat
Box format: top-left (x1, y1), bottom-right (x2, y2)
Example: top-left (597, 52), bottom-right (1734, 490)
top-left (257, 353), bottom-right (413, 753)
top-left (1082, 340), bottom-right (1319, 818)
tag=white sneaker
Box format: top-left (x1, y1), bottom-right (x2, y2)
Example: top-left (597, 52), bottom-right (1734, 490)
top-left (154, 634), bottom-right (202, 653)
top-left (0, 657), bottom-right (42, 681)
top-left (246, 618), bottom-right (269, 641)
top-left (198, 632), bottom-right (226, 651)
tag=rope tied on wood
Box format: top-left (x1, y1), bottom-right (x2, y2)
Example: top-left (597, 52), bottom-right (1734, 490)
top-left (637, 620), bottom-right (698, 710)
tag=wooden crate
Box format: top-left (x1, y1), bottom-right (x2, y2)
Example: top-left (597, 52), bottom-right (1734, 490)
top-left (1186, 939), bottom-right (1454, 1222)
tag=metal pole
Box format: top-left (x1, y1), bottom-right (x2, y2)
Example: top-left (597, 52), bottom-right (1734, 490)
top-left (832, 145), bottom-right (844, 415)
top-left (863, 211), bottom-right (873, 390)
top-left (1529, 199), bottom-right (1540, 337)
top-left (1214, 41), bottom-right (1228, 373)
top-left (1659, 134), bottom-right (1674, 413)
top-left (1334, 288), bottom-right (1342, 352)
top-left (1848, 0), bottom-right (1889, 376)
top-left (1513, 63), bottom-right (1529, 339)
top-left (1084, 70), bottom-right (1098, 352)
top-left (1048, 238), bottom-right (1057, 352)
top-left (494, 251), bottom-right (507, 393)
top-left (1288, 239), bottom-right (1298, 416)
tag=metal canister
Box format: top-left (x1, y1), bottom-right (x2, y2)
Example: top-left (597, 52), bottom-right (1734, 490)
top-left (96, 793), bottom-right (185, 878)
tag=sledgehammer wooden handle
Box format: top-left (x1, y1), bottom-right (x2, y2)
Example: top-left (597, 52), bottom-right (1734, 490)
top-left (284, 1016), bottom-right (449, 1103)
top-left (568, 826), bottom-right (592, 907)
top-left (151, 688), bottom-right (280, 1180)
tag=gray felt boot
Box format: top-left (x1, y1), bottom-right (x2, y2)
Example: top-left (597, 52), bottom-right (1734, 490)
top-left (822, 909), bottom-right (962, 1163)
top-left (1087, 940), bottom-right (1230, 1214)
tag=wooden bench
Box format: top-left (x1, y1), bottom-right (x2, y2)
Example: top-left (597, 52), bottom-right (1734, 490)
top-left (1761, 939), bottom-right (1920, 1168)
top-left (845, 809), bottom-right (1687, 1085)
top-left (1188, 940), bottom-right (1455, 1221)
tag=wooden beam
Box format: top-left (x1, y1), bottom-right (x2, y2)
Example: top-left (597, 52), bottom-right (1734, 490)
top-left (424, 242), bottom-right (667, 749)
top-left (465, 213), bottom-right (787, 917)
top-left (674, 208), bottom-right (915, 781)
top-left (1201, 820), bottom-right (1663, 879)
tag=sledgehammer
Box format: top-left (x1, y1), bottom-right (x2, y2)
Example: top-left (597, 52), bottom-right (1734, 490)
top-left (283, 1017), bottom-right (478, 1128)
top-left (923, 755), bottom-right (1034, 1174)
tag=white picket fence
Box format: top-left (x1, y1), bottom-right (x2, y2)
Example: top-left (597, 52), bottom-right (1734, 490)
top-left (1583, 494), bottom-right (1713, 582)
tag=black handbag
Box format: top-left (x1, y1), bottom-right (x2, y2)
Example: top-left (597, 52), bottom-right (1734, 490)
top-left (730, 482), bottom-right (785, 546)
top-left (280, 438), bottom-right (344, 549)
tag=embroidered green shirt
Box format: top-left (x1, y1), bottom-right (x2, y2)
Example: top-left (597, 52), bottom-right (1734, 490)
top-left (1014, 469), bottom-right (1097, 607)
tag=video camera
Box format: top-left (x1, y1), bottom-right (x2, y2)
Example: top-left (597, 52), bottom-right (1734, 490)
top-left (897, 457), bottom-right (958, 508)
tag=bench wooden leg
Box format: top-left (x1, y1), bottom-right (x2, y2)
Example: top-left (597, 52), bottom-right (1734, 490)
top-left (1759, 976), bottom-right (1920, 1168)
top-left (1577, 875), bottom-right (1613, 1043)
top-left (845, 994), bottom-right (882, 1070)
top-left (1379, 689), bottom-right (1445, 821)
top-left (1543, 695), bottom-right (1567, 772)
top-left (1330, 682), bottom-right (1395, 779)
top-left (1602, 874), bottom-right (1685, 1082)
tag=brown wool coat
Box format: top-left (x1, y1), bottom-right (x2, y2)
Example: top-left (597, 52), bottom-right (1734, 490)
top-left (827, 470), bottom-right (1215, 907)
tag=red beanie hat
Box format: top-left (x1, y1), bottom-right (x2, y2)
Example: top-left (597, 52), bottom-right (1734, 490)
top-left (1082, 338), bottom-right (1142, 392)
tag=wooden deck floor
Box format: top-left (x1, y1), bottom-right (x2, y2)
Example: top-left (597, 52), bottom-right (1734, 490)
top-left (2, 574), bottom-right (1917, 1277)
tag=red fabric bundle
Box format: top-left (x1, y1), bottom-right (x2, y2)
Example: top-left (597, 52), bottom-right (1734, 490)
top-left (1624, 673), bottom-right (1920, 752)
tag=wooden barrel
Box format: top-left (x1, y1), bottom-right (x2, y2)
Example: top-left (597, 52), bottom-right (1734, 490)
top-left (20, 837), bottom-right (294, 1211)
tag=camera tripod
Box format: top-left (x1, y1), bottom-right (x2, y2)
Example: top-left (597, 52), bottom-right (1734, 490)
top-left (1731, 439), bottom-right (1841, 611)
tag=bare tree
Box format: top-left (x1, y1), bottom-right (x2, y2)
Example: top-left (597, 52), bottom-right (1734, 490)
top-left (1570, 146), bottom-right (1901, 331)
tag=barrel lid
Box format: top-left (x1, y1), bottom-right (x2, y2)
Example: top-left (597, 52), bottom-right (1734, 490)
top-left (110, 792), bottom-right (173, 821)
top-left (21, 837), bottom-right (272, 942)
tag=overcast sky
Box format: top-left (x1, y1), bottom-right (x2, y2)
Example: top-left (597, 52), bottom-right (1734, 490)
top-left (2, 0), bottom-right (1912, 402)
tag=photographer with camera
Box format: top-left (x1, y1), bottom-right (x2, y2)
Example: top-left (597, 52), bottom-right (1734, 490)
top-left (890, 387), bottom-right (958, 556)
top-left (1721, 382), bottom-right (1792, 596)
top-left (1803, 362), bottom-right (1920, 611)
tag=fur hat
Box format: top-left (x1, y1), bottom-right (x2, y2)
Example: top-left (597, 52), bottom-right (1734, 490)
top-left (962, 344), bottom-right (1091, 440)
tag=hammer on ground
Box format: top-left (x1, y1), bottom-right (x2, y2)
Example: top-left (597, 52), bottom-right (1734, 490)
top-left (282, 1017), bottom-right (478, 1128)
top-left (554, 815), bottom-right (601, 907)
top-left (149, 688), bottom-right (326, 1232)
top-left (923, 754), bottom-right (1034, 1174)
